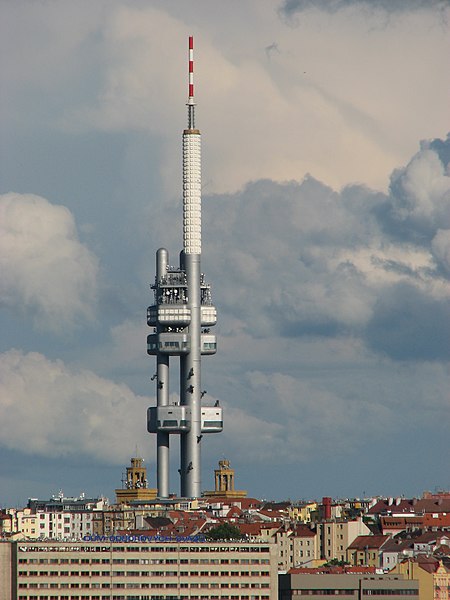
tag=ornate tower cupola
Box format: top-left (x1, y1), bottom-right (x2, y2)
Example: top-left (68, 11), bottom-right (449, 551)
top-left (115, 457), bottom-right (157, 504)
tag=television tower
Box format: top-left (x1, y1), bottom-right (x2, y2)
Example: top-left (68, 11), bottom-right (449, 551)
top-left (147, 36), bottom-right (222, 499)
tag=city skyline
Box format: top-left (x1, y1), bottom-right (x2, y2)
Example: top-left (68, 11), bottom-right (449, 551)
top-left (0, 0), bottom-right (449, 507)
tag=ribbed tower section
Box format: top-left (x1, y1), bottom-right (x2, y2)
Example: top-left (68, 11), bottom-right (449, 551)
top-left (183, 130), bottom-right (201, 255)
top-left (147, 36), bottom-right (222, 499)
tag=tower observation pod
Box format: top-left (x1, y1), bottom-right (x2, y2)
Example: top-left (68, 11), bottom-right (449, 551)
top-left (147, 36), bottom-right (222, 499)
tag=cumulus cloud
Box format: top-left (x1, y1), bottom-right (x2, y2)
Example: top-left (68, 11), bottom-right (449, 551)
top-left (385, 143), bottom-right (450, 240)
top-left (0, 350), bottom-right (150, 463)
top-left (197, 136), bottom-right (450, 362)
top-left (0, 193), bottom-right (99, 331)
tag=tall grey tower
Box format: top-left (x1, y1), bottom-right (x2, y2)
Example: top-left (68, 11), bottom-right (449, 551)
top-left (147, 36), bottom-right (223, 499)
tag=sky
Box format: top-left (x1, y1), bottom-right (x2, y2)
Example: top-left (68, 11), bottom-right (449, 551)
top-left (0, 0), bottom-right (449, 508)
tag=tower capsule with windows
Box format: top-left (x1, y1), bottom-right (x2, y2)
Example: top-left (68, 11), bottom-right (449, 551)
top-left (147, 36), bottom-right (222, 499)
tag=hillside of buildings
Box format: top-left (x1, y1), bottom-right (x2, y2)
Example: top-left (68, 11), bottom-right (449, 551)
top-left (1, 458), bottom-right (449, 600)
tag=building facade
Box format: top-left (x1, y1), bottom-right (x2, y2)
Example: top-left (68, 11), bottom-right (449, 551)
top-left (391, 557), bottom-right (450, 600)
top-left (279, 570), bottom-right (419, 599)
top-left (2, 538), bottom-right (278, 600)
top-left (316, 518), bottom-right (371, 562)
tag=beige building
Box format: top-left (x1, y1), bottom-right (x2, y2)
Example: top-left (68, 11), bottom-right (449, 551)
top-left (346, 534), bottom-right (390, 568)
top-left (275, 526), bottom-right (320, 572)
top-left (316, 518), bottom-right (371, 562)
top-left (0, 542), bottom-right (11, 600)
top-left (391, 556), bottom-right (450, 600)
top-left (1, 509), bottom-right (38, 540)
top-left (92, 505), bottom-right (139, 536)
top-left (2, 537), bottom-right (278, 599)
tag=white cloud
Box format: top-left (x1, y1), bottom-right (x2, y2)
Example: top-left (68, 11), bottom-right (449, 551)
top-left (0, 349), bottom-right (151, 464)
top-left (389, 146), bottom-right (450, 230)
top-left (0, 193), bottom-right (99, 331)
top-left (201, 168), bottom-right (449, 341)
top-left (50, 2), bottom-right (449, 194)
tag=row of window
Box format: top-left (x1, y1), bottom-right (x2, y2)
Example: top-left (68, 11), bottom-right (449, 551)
top-left (21, 570), bottom-right (270, 578)
top-left (18, 545), bottom-right (270, 553)
top-left (291, 592), bottom-right (356, 596)
top-left (20, 582), bottom-right (271, 590)
top-left (19, 596), bottom-right (270, 600)
top-left (19, 557), bottom-right (270, 566)
top-left (363, 591), bottom-right (418, 596)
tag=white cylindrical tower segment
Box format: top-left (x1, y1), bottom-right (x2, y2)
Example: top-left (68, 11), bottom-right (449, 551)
top-left (183, 131), bottom-right (201, 255)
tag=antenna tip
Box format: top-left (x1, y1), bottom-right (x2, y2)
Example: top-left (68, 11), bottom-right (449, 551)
top-left (188, 35), bottom-right (195, 103)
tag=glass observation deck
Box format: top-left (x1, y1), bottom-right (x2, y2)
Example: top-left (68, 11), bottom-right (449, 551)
top-left (147, 333), bottom-right (190, 355)
top-left (147, 304), bottom-right (216, 327)
top-left (147, 406), bottom-right (190, 433)
top-left (147, 333), bottom-right (216, 356)
top-left (147, 305), bottom-right (191, 327)
top-left (147, 405), bottom-right (223, 434)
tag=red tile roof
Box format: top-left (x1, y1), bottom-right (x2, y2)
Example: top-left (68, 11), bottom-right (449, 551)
top-left (369, 498), bottom-right (450, 515)
top-left (347, 534), bottom-right (390, 550)
top-left (291, 525), bottom-right (316, 538)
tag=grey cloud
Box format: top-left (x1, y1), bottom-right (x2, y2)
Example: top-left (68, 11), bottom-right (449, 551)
top-left (366, 282), bottom-right (450, 360)
top-left (431, 229), bottom-right (450, 275)
top-left (279, 0), bottom-right (449, 18)
top-left (202, 177), bottom-right (380, 338)
top-left (430, 134), bottom-right (450, 168)
top-left (198, 137), bottom-right (450, 363)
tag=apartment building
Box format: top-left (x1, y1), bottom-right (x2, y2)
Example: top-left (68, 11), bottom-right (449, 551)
top-left (316, 518), bottom-right (371, 562)
top-left (34, 512), bottom-right (94, 540)
top-left (275, 526), bottom-right (319, 571)
top-left (2, 537), bottom-right (279, 600)
top-left (346, 534), bottom-right (390, 568)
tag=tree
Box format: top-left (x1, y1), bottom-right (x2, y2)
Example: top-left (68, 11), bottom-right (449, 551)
top-left (205, 522), bottom-right (245, 540)
top-left (324, 558), bottom-right (350, 567)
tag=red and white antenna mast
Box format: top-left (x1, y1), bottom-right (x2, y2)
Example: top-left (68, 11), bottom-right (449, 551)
top-left (187, 35), bottom-right (195, 129)
top-left (183, 35), bottom-right (201, 255)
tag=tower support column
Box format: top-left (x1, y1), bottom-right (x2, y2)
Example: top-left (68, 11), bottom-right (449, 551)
top-left (180, 253), bottom-right (202, 498)
top-left (156, 249), bottom-right (170, 498)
